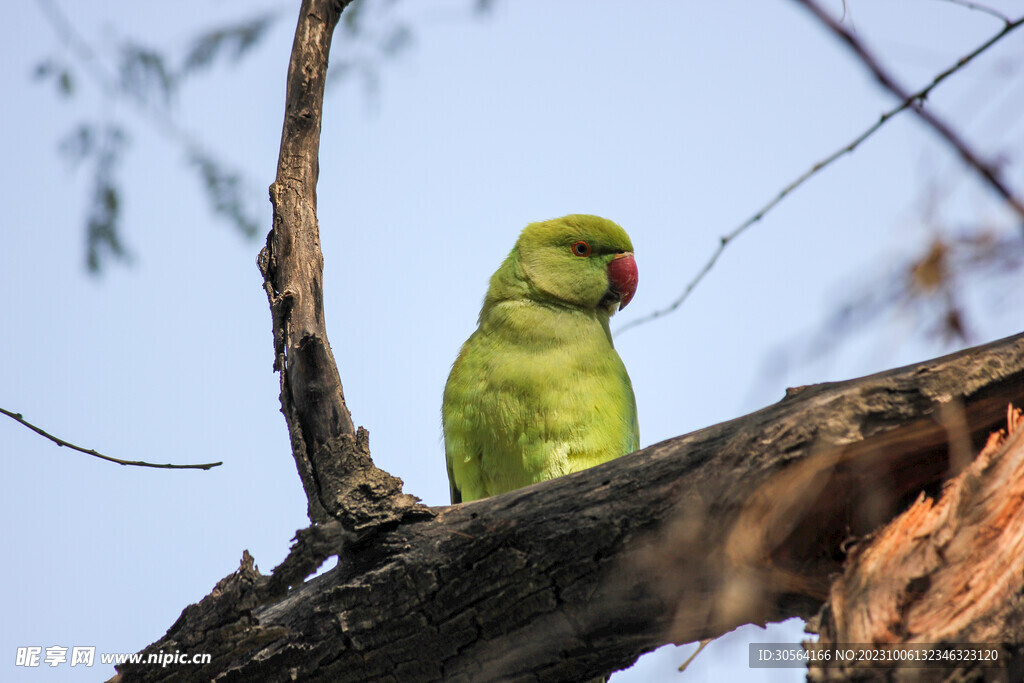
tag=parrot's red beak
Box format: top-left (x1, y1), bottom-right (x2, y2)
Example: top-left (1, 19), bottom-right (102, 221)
top-left (607, 252), bottom-right (638, 310)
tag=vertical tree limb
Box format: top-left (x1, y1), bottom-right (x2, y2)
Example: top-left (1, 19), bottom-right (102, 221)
top-left (257, 0), bottom-right (417, 530)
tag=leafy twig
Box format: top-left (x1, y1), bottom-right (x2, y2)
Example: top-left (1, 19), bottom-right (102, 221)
top-left (34, 0), bottom-right (269, 271)
top-left (1, 406), bottom-right (222, 470)
top-left (35, 0), bottom-right (118, 94)
top-left (617, 7), bottom-right (1024, 336)
top-left (181, 12), bottom-right (277, 77)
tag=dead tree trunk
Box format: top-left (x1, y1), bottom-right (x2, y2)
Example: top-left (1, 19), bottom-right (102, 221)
top-left (113, 1), bottom-right (1024, 681)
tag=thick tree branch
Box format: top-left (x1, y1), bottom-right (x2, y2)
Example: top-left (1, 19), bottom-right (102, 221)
top-left (256, 0), bottom-right (416, 528)
top-left (118, 331), bottom-right (1024, 681)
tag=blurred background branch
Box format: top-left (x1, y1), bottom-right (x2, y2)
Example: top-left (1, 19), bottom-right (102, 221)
top-left (619, 2), bottom-right (1024, 337)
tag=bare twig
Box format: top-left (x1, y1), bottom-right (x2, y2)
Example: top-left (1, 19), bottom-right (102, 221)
top-left (1, 406), bottom-right (222, 470)
top-left (933, 0), bottom-right (1011, 23)
top-left (795, 0), bottom-right (1024, 220)
top-left (678, 638), bottom-right (713, 673)
top-left (617, 8), bottom-right (1024, 336)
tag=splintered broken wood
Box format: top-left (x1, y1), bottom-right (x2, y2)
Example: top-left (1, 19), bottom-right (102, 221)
top-left (806, 405), bottom-right (1024, 682)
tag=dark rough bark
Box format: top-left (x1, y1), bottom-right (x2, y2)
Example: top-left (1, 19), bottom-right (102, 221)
top-left (115, 332), bottom-right (1024, 682)
top-left (255, 0), bottom-right (415, 529)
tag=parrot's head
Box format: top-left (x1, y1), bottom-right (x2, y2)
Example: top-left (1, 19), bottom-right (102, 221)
top-left (512, 214), bottom-right (637, 315)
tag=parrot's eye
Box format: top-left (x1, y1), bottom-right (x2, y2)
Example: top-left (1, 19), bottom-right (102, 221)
top-left (571, 241), bottom-right (591, 257)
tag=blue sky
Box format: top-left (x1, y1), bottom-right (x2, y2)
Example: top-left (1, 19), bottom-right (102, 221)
top-left (2, 1), bottom-right (1022, 681)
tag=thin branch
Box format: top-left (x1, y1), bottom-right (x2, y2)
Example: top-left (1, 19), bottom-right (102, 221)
top-left (617, 9), bottom-right (1024, 336)
top-left (678, 638), bottom-right (713, 673)
top-left (933, 0), bottom-right (1011, 23)
top-left (795, 0), bottom-right (1024, 220)
top-left (1, 406), bottom-right (222, 470)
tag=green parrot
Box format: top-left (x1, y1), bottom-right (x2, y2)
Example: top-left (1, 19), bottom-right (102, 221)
top-left (443, 214), bottom-right (639, 504)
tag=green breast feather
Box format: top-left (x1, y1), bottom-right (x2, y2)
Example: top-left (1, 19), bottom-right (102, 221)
top-left (443, 214), bottom-right (639, 503)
